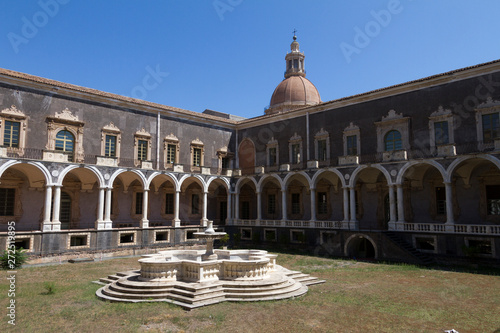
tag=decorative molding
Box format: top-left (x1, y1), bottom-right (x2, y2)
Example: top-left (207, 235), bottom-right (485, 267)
top-left (55, 108), bottom-right (79, 121)
top-left (1, 105), bottom-right (25, 117)
top-left (267, 137), bottom-right (278, 146)
top-left (191, 138), bottom-right (204, 146)
top-left (164, 133), bottom-right (179, 142)
top-left (315, 128), bottom-right (328, 138)
top-left (102, 122), bottom-right (121, 133)
top-left (381, 109), bottom-right (403, 122)
top-left (430, 105), bottom-right (453, 118)
top-left (289, 132), bottom-right (302, 142)
top-left (344, 122), bottom-right (359, 132)
top-left (135, 128), bottom-right (151, 137)
top-left (477, 96), bottom-right (500, 109)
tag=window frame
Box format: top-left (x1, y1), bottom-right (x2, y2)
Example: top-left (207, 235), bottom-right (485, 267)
top-left (101, 122), bottom-right (121, 160)
top-left (0, 105), bottom-right (27, 154)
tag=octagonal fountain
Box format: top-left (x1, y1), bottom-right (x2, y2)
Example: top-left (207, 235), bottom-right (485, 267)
top-left (96, 221), bottom-right (324, 309)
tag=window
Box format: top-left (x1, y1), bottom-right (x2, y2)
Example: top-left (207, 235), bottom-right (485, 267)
top-left (268, 194), bottom-right (276, 215)
top-left (435, 187), bottom-right (446, 215)
top-left (135, 192), bottom-right (144, 215)
top-left (486, 185), bottom-right (500, 215)
top-left (292, 193), bottom-right (300, 214)
top-left (291, 144), bottom-right (300, 164)
top-left (0, 188), bottom-right (15, 216)
top-left (346, 135), bottom-right (357, 155)
top-left (60, 191), bottom-right (71, 229)
top-left (137, 140), bottom-right (148, 161)
top-left (104, 135), bottom-right (117, 157)
top-left (384, 130), bottom-right (402, 151)
top-left (482, 113), bottom-right (499, 144)
top-left (55, 130), bottom-right (75, 161)
top-left (241, 201), bottom-right (250, 219)
top-left (166, 144), bottom-right (176, 164)
top-left (165, 193), bottom-right (174, 214)
top-left (193, 148), bottom-right (201, 166)
top-left (221, 157), bottom-right (230, 169)
top-left (3, 121), bottom-right (20, 148)
top-left (269, 147), bottom-right (277, 166)
top-left (317, 139), bottom-right (327, 161)
top-left (191, 194), bottom-right (199, 214)
top-left (434, 121), bottom-right (449, 145)
top-left (317, 192), bottom-right (327, 215)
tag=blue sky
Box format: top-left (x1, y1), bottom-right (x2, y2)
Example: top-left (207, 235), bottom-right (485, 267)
top-left (2, 0), bottom-right (500, 119)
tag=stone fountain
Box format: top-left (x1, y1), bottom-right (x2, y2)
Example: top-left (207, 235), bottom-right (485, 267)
top-left (95, 221), bottom-right (325, 309)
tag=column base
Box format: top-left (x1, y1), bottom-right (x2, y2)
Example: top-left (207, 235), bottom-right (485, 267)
top-left (172, 218), bottom-right (181, 227)
top-left (445, 223), bottom-right (455, 232)
top-left (200, 218), bottom-right (208, 227)
top-left (341, 221), bottom-right (350, 229)
top-left (387, 221), bottom-right (396, 231)
top-left (96, 220), bottom-right (113, 230)
top-left (140, 219), bottom-right (149, 228)
top-left (348, 221), bottom-right (359, 230)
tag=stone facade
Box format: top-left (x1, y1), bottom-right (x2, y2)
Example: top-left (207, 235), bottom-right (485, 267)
top-left (0, 48), bottom-right (500, 265)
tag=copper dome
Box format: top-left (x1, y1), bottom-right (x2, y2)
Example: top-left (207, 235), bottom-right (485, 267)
top-left (267, 76), bottom-right (321, 114)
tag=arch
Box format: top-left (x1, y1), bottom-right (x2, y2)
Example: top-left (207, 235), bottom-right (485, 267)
top-left (147, 172), bottom-right (179, 191)
top-left (311, 168), bottom-right (346, 188)
top-left (238, 138), bottom-right (256, 174)
top-left (257, 173), bottom-right (283, 192)
top-left (57, 164), bottom-right (105, 188)
top-left (344, 234), bottom-right (378, 259)
top-left (206, 176), bottom-right (230, 192)
top-left (0, 160), bottom-right (52, 187)
top-left (350, 164), bottom-right (392, 187)
top-left (283, 171), bottom-right (312, 189)
top-left (108, 168), bottom-right (148, 189)
top-left (235, 176), bottom-right (258, 192)
top-left (396, 160), bottom-right (447, 185)
top-left (178, 174), bottom-right (206, 192)
top-left (446, 154), bottom-right (500, 183)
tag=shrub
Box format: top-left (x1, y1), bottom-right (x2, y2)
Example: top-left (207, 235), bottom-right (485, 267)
top-left (0, 247), bottom-right (27, 270)
top-left (43, 281), bottom-right (56, 295)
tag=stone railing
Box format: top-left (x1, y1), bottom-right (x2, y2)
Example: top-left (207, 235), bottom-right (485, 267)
top-left (232, 219), bottom-right (345, 229)
top-left (392, 222), bottom-right (500, 235)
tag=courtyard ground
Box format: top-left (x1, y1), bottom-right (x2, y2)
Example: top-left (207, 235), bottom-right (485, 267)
top-left (1, 253), bottom-right (499, 332)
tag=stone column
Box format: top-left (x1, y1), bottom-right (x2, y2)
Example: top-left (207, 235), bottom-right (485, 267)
top-left (51, 185), bottom-right (62, 231)
top-left (310, 188), bottom-right (316, 221)
top-left (235, 193), bottom-right (240, 221)
top-left (95, 187), bottom-right (105, 230)
top-left (349, 187), bottom-right (357, 222)
top-left (104, 188), bottom-right (112, 227)
top-left (388, 185), bottom-right (396, 230)
top-left (342, 187), bottom-right (349, 223)
top-left (256, 191), bottom-right (262, 222)
top-left (226, 191), bottom-right (232, 225)
top-left (281, 186), bottom-right (288, 221)
top-left (42, 185), bottom-right (53, 231)
top-left (201, 191), bottom-right (208, 226)
top-left (173, 190), bottom-right (181, 227)
top-left (141, 189), bottom-right (149, 228)
top-left (397, 184), bottom-right (405, 223)
top-left (444, 182), bottom-right (455, 225)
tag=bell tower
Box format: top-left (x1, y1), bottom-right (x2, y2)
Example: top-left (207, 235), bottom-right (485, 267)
top-left (284, 31), bottom-right (306, 78)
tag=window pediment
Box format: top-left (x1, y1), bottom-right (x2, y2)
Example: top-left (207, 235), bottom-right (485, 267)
top-left (1, 105), bottom-right (25, 118)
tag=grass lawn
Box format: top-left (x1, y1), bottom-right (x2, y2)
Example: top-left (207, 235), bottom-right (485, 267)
top-left (1, 253), bottom-right (499, 333)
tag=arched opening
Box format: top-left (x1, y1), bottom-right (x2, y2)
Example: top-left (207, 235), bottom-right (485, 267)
top-left (148, 174), bottom-right (177, 227)
top-left (261, 177), bottom-right (282, 220)
top-left (59, 191), bottom-right (72, 229)
top-left (207, 179), bottom-right (228, 225)
top-left (313, 171), bottom-right (343, 221)
top-left (180, 177), bottom-right (204, 226)
top-left (346, 235), bottom-right (376, 259)
top-left (111, 171), bottom-right (145, 227)
top-left (239, 138), bottom-right (255, 175)
top-left (236, 178), bottom-right (257, 220)
top-left (285, 173), bottom-right (310, 220)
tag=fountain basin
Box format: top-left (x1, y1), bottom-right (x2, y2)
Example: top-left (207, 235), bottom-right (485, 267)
top-left (138, 249), bottom-right (277, 283)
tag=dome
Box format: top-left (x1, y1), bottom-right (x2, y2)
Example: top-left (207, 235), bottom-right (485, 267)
top-left (268, 76), bottom-right (321, 113)
top-left (265, 34), bottom-right (321, 115)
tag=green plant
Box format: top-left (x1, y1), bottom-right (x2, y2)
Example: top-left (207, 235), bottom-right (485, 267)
top-left (0, 247), bottom-right (27, 270)
top-left (218, 234), bottom-right (230, 248)
top-left (43, 281), bottom-right (56, 295)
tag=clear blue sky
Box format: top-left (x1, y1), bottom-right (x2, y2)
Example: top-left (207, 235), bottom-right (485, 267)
top-left (2, 0), bottom-right (500, 119)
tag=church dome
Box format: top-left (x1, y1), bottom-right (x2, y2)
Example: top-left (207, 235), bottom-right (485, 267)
top-left (265, 34), bottom-right (321, 115)
top-left (269, 75), bottom-right (321, 110)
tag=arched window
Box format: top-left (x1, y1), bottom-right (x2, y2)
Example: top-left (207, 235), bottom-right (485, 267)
top-left (384, 130), bottom-right (402, 151)
top-left (55, 130), bottom-right (75, 161)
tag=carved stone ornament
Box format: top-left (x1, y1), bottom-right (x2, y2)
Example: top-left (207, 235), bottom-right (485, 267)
top-left (289, 132), bottom-right (302, 142)
top-left (191, 138), bottom-right (204, 146)
top-left (267, 137), bottom-right (278, 146)
top-left (103, 122), bottom-right (120, 133)
top-left (55, 108), bottom-right (79, 121)
top-left (135, 128), bottom-right (151, 137)
top-left (381, 109), bottom-right (403, 122)
top-left (477, 96), bottom-right (500, 109)
top-left (344, 122), bottom-right (359, 132)
top-left (164, 133), bottom-right (179, 142)
top-left (430, 106), bottom-right (452, 117)
top-left (315, 128), bottom-right (329, 138)
top-left (1, 105), bottom-right (25, 117)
